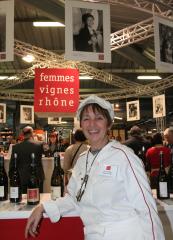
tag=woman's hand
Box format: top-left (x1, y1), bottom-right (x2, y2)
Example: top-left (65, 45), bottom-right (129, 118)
top-left (25, 204), bottom-right (44, 238)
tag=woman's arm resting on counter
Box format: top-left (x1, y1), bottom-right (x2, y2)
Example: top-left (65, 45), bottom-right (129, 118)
top-left (25, 204), bottom-right (44, 238)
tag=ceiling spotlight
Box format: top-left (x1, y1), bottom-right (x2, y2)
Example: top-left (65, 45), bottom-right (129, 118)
top-left (79, 76), bottom-right (93, 80)
top-left (22, 54), bottom-right (35, 63)
top-left (137, 75), bottom-right (162, 80)
top-left (33, 22), bottom-right (65, 27)
top-left (8, 76), bottom-right (18, 80)
top-left (114, 116), bottom-right (123, 120)
top-left (0, 76), bottom-right (8, 80)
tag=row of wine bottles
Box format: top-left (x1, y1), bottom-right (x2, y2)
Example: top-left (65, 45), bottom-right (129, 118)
top-left (0, 152), bottom-right (64, 204)
top-left (157, 151), bottom-right (173, 199)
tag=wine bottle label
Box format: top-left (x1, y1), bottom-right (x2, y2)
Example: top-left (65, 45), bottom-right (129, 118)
top-left (51, 186), bottom-right (61, 200)
top-left (159, 182), bottom-right (168, 197)
top-left (0, 186), bottom-right (4, 197)
top-left (27, 188), bottom-right (39, 202)
top-left (10, 187), bottom-right (19, 198)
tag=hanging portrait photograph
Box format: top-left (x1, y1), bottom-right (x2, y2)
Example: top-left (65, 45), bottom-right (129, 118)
top-left (126, 100), bottom-right (140, 121)
top-left (0, 0), bottom-right (14, 62)
top-left (20, 105), bottom-right (34, 124)
top-left (65, 0), bottom-right (111, 63)
top-left (152, 94), bottom-right (166, 118)
top-left (154, 15), bottom-right (173, 72)
top-left (0, 103), bottom-right (6, 123)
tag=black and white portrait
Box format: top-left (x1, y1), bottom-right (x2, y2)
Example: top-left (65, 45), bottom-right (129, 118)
top-left (0, 103), bottom-right (6, 123)
top-left (154, 15), bottom-right (173, 72)
top-left (20, 105), bottom-right (34, 124)
top-left (159, 23), bottom-right (173, 64)
top-left (73, 9), bottom-right (103, 53)
top-left (126, 100), bottom-right (140, 121)
top-left (0, 0), bottom-right (14, 62)
top-left (65, 0), bottom-right (111, 63)
top-left (153, 94), bottom-right (166, 118)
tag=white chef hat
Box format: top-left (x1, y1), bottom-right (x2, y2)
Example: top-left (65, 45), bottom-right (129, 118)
top-left (77, 95), bottom-right (114, 120)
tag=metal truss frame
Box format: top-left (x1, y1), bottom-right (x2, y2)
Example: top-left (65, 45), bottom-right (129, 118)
top-left (84, 0), bottom-right (173, 14)
top-left (0, 0), bottom-right (173, 102)
top-left (111, 17), bottom-right (154, 51)
top-left (0, 39), bottom-right (142, 89)
top-left (1, 74), bottom-right (173, 102)
top-left (81, 74), bottom-right (173, 100)
top-left (110, 1), bottom-right (172, 50)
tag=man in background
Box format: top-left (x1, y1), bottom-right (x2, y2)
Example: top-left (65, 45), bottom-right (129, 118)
top-left (123, 125), bottom-right (151, 156)
top-left (164, 127), bottom-right (173, 149)
top-left (9, 126), bottom-right (45, 193)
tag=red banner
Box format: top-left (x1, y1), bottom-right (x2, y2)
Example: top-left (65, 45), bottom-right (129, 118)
top-left (34, 68), bottom-right (79, 113)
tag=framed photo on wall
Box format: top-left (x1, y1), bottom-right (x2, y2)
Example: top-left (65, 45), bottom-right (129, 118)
top-left (65, 0), bottom-right (111, 63)
top-left (0, 103), bottom-right (6, 123)
top-left (126, 100), bottom-right (140, 121)
top-left (48, 117), bottom-right (61, 125)
top-left (154, 15), bottom-right (173, 72)
top-left (20, 105), bottom-right (34, 124)
top-left (0, 0), bottom-right (14, 62)
top-left (152, 94), bottom-right (166, 118)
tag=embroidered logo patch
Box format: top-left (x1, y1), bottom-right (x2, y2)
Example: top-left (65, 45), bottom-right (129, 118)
top-left (98, 164), bottom-right (117, 177)
top-left (106, 165), bottom-right (111, 170)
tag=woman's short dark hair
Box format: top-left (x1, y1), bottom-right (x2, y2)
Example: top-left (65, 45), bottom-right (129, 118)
top-left (152, 132), bottom-right (163, 145)
top-left (79, 103), bottom-right (112, 127)
top-left (74, 129), bottom-right (86, 142)
top-left (82, 13), bottom-right (94, 24)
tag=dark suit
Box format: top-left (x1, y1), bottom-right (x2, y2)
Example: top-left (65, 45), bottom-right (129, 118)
top-left (75, 27), bottom-right (99, 52)
top-left (123, 136), bottom-right (151, 156)
top-left (9, 139), bottom-right (45, 193)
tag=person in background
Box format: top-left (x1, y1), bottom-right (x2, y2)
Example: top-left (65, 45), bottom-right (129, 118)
top-left (9, 126), bottom-right (45, 193)
top-left (62, 137), bottom-right (70, 150)
top-left (63, 128), bottom-right (89, 186)
top-left (144, 134), bottom-right (154, 147)
top-left (146, 132), bottom-right (171, 189)
top-left (6, 138), bottom-right (17, 159)
top-left (123, 125), bottom-right (151, 156)
top-left (25, 95), bottom-right (164, 240)
top-left (75, 13), bottom-right (103, 52)
top-left (163, 127), bottom-right (173, 149)
top-left (44, 132), bottom-right (59, 157)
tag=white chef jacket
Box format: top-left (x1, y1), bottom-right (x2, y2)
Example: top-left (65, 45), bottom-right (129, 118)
top-left (43, 141), bottom-right (165, 240)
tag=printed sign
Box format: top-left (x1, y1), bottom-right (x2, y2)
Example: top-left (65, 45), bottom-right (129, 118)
top-left (34, 68), bottom-right (79, 115)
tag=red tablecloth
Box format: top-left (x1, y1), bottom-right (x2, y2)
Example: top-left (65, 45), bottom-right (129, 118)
top-left (0, 217), bottom-right (84, 240)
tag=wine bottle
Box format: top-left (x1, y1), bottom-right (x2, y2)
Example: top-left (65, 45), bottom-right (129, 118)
top-left (168, 149), bottom-right (173, 193)
top-left (0, 154), bottom-right (8, 201)
top-left (9, 153), bottom-right (22, 203)
top-left (157, 151), bottom-right (170, 199)
top-left (27, 153), bottom-right (40, 205)
top-left (51, 152), bottom-right (64, 200)
top-left (138, 146), bottom-right (146, 168)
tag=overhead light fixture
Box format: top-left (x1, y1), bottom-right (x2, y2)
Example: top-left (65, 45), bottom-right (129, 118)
top-left (22, 54), bottom-right (35, 63)
top-left (137, 75), bottom-right (162, 80)
top-left (8, 76), bottom-right (19, 80)
top-left (114, 116), bottom-right (123, 120)
top-left (33, 22), bottom-right (65, 27)
top-left (0, 76), bottom-right (8, 80)
top-left (59, 121), bottom-right (67, 124)
top-left (115, 103), bottom-right (119, 108)
top-left (79, 76), bottom-right (93, 80)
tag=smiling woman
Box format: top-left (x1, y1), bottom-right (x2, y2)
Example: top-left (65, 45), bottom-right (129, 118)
top-left (25, 95), bottom-right (165, 240)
